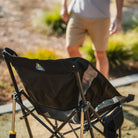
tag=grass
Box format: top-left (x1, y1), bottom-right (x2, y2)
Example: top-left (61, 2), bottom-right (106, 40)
top-left (0, 82), bottom-right (138, 138)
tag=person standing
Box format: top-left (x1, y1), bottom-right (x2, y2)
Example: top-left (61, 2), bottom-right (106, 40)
top-left (61, 0), bottom-right (124, 78)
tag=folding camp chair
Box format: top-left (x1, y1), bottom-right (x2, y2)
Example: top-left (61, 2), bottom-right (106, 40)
top-left (2, 48), bottom-right (134, 138)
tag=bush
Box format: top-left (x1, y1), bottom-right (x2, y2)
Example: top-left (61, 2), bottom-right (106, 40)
top-left (43, 11), bottom-right (67, 36)
top-left (23, 49), bottom-right (61, 59)
top-left (31, 5), bottom-right (67, 36)
top-left (107, 40), bottom-right (132, 67)
top-left (80, 32), bottom-right (135, 68)
top-left (79, 37), bottom-right (95, 63)
top-left (131, 44), bottom-right (138, 61)
top-left (122, 28), bottom-right (138, 61)
top-left (122, 8), bottom-right (138, 31)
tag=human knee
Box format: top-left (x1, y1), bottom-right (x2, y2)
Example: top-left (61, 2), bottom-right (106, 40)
top-left (67, 45), bottom-right (80, 56)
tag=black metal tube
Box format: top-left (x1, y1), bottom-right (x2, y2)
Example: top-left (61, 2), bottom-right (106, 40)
top-left (75, 72), bottom-right (87, 104)
top-left (3, 52), bottom-right (33, 138)
top-left (75, 72), bottom-right (94, 138)
top-left (54, 110), bottom-right (77, 134)
top-left (15, 98), bottom-right (60, 138)
top-left (3, 54), bottom-right (19, 94)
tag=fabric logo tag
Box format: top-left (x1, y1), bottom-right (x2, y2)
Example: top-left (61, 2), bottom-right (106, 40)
top-left (36, 63), bottom-right (45, 71)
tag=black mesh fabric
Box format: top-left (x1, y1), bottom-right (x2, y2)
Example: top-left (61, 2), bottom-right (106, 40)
top-left (7, 53), bottom-right (121, 115)
top-left (10, 56), bottom-right (88, 111)
top-left (85, 73), bottom-right (121, 109)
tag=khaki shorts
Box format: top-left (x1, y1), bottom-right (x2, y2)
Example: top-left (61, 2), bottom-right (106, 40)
top-left (66, 13), bottom-right (110, 51)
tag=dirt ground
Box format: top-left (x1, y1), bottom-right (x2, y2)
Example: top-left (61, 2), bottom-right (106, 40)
top-left (0, 0), bottom-right (138, 137)
top-left (0, 82), bottom-right (137, 138)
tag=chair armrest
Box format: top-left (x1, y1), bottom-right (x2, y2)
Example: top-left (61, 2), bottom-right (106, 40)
top-left (125, 94), bottom-right (135, 102)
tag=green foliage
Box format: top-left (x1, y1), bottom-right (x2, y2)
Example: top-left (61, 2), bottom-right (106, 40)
top-left (23, 49), bottom-right (61, 59)
top-left (80, 29), bottom-right (138, 68)
top-left (32, 5), bottom-right (67, 36)
top-left (79, 37), bottom-right (95, 63)
top-left (122, 8), bottom-right (138, 31)
top-left (43, 10), bottom-right (67, 35)
top-left (131, 44), bottom-right (138, 61)
top-left (107, 39), bottom-right (132, 67)
top-left (32, 4), bottom-right (138, 37)
top-left (124, 28), bottom-right (138, 48)
top-left (31, 5), bottom-right (138, 67)
top-left (122, 28), bottom-right (138, 61)
top-left (109, 29), bottom-right (138, 61)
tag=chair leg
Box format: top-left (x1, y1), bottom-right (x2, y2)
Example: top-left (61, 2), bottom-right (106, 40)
top-left (68, 123), bottom-right (79, 138)
top-left (80, 108), bottom-right (84, 138)
top-left (23, 116), bottom-right (33, 138)
top-left (119, 127), bottom-right (121, 138)
top-left (85, 110), bottom-right (94, 138)
top-left (9, 94), bottom-right (16, 138)
top-left (20, 101), bottom-right (33, 138)
top-left (75, 71), bottom-right (94, 137)
top-left (16, 95), bottom-right (33, 138)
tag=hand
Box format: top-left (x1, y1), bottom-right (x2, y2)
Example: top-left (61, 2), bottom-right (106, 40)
top-left (60, 8), bottom-right (68, 22)
top-left (109, 18), bottom-right (122, 36)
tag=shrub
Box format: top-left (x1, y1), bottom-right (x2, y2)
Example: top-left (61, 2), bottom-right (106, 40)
top-left (107, 40), bottom-right (132, 67)
top-left (131, 44), bottom-right (138, 61)
top-left (23, 49), bottom-right (61, 60)
top-left (120, 28), bottom-right (138, 48)
top-left (31, 5), bottom-right (67, 36)
top-left (79, 37), bottom-right (95, 63)
top-left (121, 28), bottom-right (138, 61)
top-left (122, 8), bottom-right (138, 31)
top-left (80, 33), bottom-right (133, 68)
top-left (43, 11), bottom-right (67, 36)
top-left (109, 29), bottom-right (138, 61)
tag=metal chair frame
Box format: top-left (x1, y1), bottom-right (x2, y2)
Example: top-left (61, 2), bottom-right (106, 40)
top-left (2, 48), bottom-right (134, 138)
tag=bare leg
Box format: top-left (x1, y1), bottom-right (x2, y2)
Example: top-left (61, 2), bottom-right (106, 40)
top-left (67, 45), bottom-right (81, 57)
top-left (94, 51), bottom-right (109, 78)
top-left (67, 46), bottom-right (109, 78)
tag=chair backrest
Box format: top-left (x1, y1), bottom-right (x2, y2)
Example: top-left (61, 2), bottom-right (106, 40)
top-left (3, 48), bottom-right (121, 113)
